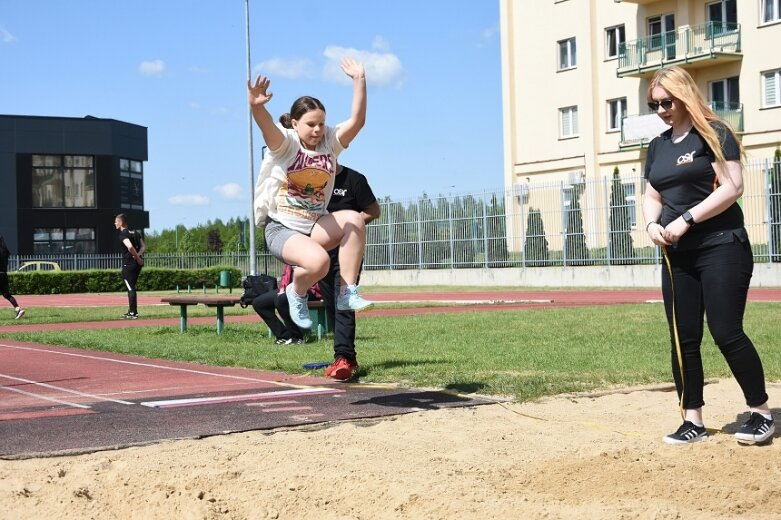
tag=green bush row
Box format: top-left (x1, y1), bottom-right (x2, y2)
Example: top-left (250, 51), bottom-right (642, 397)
top-left (8, 266), bottom-right (244, 295)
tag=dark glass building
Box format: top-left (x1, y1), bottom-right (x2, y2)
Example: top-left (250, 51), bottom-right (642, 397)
top-left (0, 114), bottom-right (149, 254)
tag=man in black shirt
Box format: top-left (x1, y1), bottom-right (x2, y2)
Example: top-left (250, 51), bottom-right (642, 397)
top-left (114, 214), bottom-right (145, 319)
top-left (321, 165), bottom-right (380, 380)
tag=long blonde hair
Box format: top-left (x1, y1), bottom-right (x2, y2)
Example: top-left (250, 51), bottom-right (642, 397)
top-left (647, 66), bottom-right (744, 166)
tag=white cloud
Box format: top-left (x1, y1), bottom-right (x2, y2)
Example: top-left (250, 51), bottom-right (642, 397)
top-left (372, 36), bottom-right (390, 52)
top-left (139, 59), bottom-right (166, 77)
top-left (168, 194), bottom-right (209, 205)
top-left (0, 26), bottom-right (17, 43)
top-left (213, 183), bottom-right (243, 200)
top-left (256, 58), bottom-right (314, 79)
top-left (322, 45), bottom-right (404, 88)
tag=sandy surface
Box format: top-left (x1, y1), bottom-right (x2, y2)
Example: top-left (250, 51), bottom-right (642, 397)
top-left (2, 379), bottom-right (781, 520)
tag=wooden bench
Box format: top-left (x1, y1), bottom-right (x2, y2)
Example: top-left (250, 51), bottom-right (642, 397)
top-left (161, 296), bottom-right (241, 335)
top-left (161, 296), bottom-right (329, 339)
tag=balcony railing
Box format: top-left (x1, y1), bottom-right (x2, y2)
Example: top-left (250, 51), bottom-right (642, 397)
top-left (619, 102), bottom-right (744, 147)
top-left (618, 21), bottom-right (741, 77)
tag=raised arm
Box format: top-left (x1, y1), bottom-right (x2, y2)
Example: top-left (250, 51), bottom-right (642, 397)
top-left (335, 58), bottom-right (367, 148)
top-left (248, 75), bottom-right (285, 152)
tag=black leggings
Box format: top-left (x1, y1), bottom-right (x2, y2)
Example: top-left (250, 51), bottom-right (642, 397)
top-left (661, 237), bottom-right (768, 409)
top-left (0, 273), bottom-right (19, 308)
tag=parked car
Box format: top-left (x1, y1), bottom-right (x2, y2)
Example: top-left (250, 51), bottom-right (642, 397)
top-left (16, 261), bottom-right (62, 272)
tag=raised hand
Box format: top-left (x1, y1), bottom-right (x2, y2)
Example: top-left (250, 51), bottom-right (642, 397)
top-left (340, 58), bottom-right (365, 80)
top-left (247, 75), bottom-right (273, 107)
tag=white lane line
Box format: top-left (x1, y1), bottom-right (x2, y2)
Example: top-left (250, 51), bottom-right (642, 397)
top-left (140, 387), bottom-right (341, 409)
top-left (0, 373), bottom-right (135, 405)
top-left (0, 343), bottom-right (308, 389)
top-left (0, 384), bottom-right (91, 409)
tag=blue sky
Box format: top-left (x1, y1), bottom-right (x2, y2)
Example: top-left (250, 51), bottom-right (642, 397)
top-left (1, 1), bottom-right (503, 233)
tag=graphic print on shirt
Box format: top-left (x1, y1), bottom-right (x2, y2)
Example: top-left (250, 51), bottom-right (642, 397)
top-left (676, 150), bottom-right (697, 166)
top-left (280, 150), bottom-right (333, 216)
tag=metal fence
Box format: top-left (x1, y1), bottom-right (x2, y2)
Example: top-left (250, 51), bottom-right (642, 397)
top-left (9, 158), bottom-right (781, 273)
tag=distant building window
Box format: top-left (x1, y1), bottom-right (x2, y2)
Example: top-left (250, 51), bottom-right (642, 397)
top-left (763, 0), bottom-right (781, 23)
top-left (33, 227), bottom-right (96, 254)
top-left (763, 69), bottom-right (781, 108)
top-left (32, 155), bottom-right (95, 208)
top-left (624, 183), bottom-right (637, 229)
top-left (605, 25), bottom-right (625, 59)
top-left (607, 98), bottom-right (627, 131)
top-left (120, 158), bottom-right (144, 211)
top-left (558, 37), bottom-right (577, 70)
top-left (560, 106), bottom-right (579, 138)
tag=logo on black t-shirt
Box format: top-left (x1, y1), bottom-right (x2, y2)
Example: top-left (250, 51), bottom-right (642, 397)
top-left (676, 150), bottom-right (696, 166)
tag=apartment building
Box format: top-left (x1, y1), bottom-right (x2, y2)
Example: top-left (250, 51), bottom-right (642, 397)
top-left (499, 0), bottom-right (781, 251)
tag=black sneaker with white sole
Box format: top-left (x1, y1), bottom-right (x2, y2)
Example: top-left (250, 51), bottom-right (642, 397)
top-left (663, 421), bottom-right (708, 444)
top-left (121, 312), bottom-right (139, 320)
top-left (735, 412), bottom-right (775, 444)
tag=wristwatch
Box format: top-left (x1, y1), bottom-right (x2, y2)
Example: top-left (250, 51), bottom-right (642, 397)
top-left (682, 211), bottom-right (696, 227)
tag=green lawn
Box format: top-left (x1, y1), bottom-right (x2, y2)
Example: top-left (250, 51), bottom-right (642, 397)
top-left (2, 301), bottom-right (779, 402)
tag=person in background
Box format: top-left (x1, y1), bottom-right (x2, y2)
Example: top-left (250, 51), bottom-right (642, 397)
top-left (319, 164), bottom-right (380, 380)
top-left (642, 65), bottom-right (774, 445)
top-left (252, 264), bottom-right (321, 345)
top-left (248, 57), bottom-right (373, 333)
top-left (0, 235), bottom-right (25, 319)
top-left (114, 214), bottom-right (145, 319)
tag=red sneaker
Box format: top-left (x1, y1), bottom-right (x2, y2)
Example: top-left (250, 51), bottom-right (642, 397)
top-left (324, 357), bottom-right (358, 381)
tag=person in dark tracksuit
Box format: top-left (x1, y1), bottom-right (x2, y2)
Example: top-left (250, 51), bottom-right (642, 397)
top-left (643, 66), bottom-right (774, 445)
top-left (252, 264), bottom-right (321, 345)
top-left (0, 235), bottom-right (25, 319)
top-left (319, 165), bottom-right (380, 380)
top-left (114, 214), bottom-right (145, 319)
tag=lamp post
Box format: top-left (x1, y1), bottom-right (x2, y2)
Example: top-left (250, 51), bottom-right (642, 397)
top-left (245, 0), bottom-right (257, 276)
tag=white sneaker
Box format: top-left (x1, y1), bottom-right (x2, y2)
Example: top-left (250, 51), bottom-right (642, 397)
top-left (14, 308), bottom-right (25, 320)
top-left (285, 285), bottom-right (312, 329)
top-left (336, 286), bottom-right (374, 312)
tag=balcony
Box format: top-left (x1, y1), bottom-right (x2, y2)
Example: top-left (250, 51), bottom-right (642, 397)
top-left (618, 102), bottom-right (743, 148)
top-left (617, 21), bottom-right (741, 78)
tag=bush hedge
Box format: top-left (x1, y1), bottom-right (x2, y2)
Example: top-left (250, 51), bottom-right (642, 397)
top-left (8, 266), bottom-right (243, 295)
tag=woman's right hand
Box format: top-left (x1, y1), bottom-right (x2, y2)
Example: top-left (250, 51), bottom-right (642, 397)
top-left (247, 75), bottom-right (273, 107)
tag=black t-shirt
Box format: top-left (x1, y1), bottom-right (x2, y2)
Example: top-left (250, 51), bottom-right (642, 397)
top-left (119, 228), bottom-right (142, 263)
top-left (644, 121), bottom-right (745, 250)
top-left (327, 166), bottom-right (377, 213)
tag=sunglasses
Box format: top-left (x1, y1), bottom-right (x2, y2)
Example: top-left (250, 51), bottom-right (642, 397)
top-left (648, 98), bottom-right (674, 111)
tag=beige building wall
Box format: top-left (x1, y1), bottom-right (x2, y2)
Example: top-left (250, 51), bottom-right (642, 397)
top-left (500, 0), bottom-right (781, 252)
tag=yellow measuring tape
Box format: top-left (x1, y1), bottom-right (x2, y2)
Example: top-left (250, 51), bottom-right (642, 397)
top-left (662, 246), bottom-right (686, 420)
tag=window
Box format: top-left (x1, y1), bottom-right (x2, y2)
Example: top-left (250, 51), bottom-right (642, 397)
top-left (120, 158), bottom-right (144, 210)
top-left (33, 227), bottom-right (96, 254)
top-left (763, 0), bottom-right (781, 23)
top-left (648, 13), bottom-right (675, 58)
top-left (558, 37), bottom-right (576, 70)
top-left (707, 0), bottom-right (737, 35)
top-left (709, 76), bottom-right (740, 110)
top-left (32, 155), bottom-right (95, 208)
top-left (605, 25), bottom-right (625, 59)
top-left (607, 98), bottom-right (627, 131)
top-left (560, 106), bottom-right (579, 138)
top-left (763, 69), bottom-right (781, 108)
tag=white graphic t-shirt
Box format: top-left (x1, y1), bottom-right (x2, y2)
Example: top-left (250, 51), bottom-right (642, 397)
top-left (254, 125), bottom-right (344, 234)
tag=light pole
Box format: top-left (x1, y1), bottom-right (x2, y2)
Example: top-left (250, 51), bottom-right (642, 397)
top-left (245, 0), bottom-right (257, 276)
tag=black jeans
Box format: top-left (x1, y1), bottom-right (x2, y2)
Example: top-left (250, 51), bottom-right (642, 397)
top-left (319, 247), bottom-right (357, 361)
top-left (121, 263), bottom-right (142, 314)
top-left (251, 291), bottom-right (304, 341)
top-left (661, 237), bottom-right (768, 409)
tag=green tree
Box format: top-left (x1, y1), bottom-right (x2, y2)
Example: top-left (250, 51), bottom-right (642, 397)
top-left (564, 185), bottom-right (590, 265)
top-left (206, 228), bottom-right (223, 252)
top-left (608, 167), bottom-right (636, 265)
top-left (524, 207), bottom-right (549, 266)
top-left (486, 193), bottom-right (510, 266)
